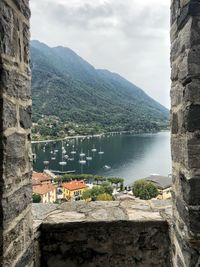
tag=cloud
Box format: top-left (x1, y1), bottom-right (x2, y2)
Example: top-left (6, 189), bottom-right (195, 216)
top-left (30, 0), bottom-right (170, 108)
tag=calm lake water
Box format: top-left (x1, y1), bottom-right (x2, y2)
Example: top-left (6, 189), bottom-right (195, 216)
top-left (32, 132), bottom-right (171, 185)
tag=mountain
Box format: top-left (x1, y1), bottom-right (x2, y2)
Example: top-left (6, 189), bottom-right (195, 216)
top-left (31, 40), bottom-right (169, 134)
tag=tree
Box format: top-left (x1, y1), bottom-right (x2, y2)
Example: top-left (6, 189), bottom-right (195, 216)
top-left (32, 193), bottom-right (41, 203)
top-left (101, 182), bottom-right (113, 195)
top-left (96, 193), bottom-right (113, 201)
top-left (132, 180), bottom-right (159, 200)
top-left (82, 189), bottom-right (92, 200)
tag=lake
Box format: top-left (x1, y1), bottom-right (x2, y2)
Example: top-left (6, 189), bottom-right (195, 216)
top-left (32, 131), bottom-right (172, 185)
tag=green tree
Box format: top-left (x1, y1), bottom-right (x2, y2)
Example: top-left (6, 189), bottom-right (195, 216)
top-left (132, 180), bottom-right (159, 200)
top-left (32, 193), bottom-right (41, 203)
top-left (82, 189), bottom-right (92, 200)
top-left (101, 182), bottom-right (113, 195)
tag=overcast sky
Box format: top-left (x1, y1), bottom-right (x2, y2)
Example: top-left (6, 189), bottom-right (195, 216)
top-left (30, 0), bottom-right (170, 108)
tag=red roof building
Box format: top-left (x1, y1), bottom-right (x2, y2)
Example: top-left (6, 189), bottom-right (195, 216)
top-left (32, 172), bottom-right (52, 186)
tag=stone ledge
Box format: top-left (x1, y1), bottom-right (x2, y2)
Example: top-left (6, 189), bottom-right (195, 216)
top-left (33, 198), bottom-right (172, 227)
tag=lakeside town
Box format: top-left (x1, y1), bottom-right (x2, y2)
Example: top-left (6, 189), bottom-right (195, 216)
top-left (32, 170), bottom-right (172, 204)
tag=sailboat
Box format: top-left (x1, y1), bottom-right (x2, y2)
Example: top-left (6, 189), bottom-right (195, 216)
top-left (86, 150), bottom-right (92, 161)
top-left (98, 148), bottom-right (104, 155)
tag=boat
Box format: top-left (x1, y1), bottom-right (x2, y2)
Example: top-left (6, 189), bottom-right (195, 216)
top-left (98, 148), bottom-right (104, 155)
top-left (51, 157), bottom-right (56, 160)
top-left (91, 145), bottom-right (97, 152)
top-left (59, 161), bottom-right (67, 166)
top-left (86, 151), bottom-right (92, 161)
top-left (68, 158), bottom-right (74, 161)
top-left (43, 160), bottom-right (49, 165)
top-left (32, 153), bottom-right (37, 160)
top-left (64, 155), bottom-right (69, 159)
top-left (79, 160), bottom-right (86, 164)
top-left (71, 145), bottom-right (76, 155)
top-left (103, 165), bottom-right (111, 170)
top-left (80, 152), bottom-right (85, 157)
top-left (55, 149), bottom-right (58, 153)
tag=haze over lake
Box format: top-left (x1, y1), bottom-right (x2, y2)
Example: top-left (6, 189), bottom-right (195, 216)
top-left (32, 132), bottom-right (171, 185)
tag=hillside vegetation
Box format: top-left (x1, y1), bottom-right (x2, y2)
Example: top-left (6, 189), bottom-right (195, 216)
top-left (31, 40), bottom-right (169, 138)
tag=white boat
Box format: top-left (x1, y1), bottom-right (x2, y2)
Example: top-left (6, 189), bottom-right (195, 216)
top-left (71, 145), bottom-right (76, 155)
top-left (98, 148), bottom-right (104, 155)
top-left (80, 152), bottom-right (85, 157)
top-left (51, 157), bottom-right (56, 160)
top-left (68, 158), bottom-right (74, 161)
top-left (43, 160), bottom-right (49, 165)
top-left (55, 149), bottom-right (58, 153)
top-left (103, 165), bottom-right (111, 170)
top-left (59, 161), bottom-right (67, 166)
top-left (86, 151), bottom-right (92, 161)
top-left (64, 155), bottom-right (69, 159)
top-left (91, 146), bottom-right (97, 152)
top-left (79, 160), bottom-right (86, 164)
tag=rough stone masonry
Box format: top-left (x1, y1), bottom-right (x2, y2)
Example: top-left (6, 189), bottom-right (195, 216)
top-left (171, 0), bottom-right (200, 266)
top-left (0, 0), bottom-right (33, 266)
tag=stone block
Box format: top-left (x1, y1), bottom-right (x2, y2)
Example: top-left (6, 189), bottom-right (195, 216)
top-left (187, 135), bottom-right (200, 168)
top-left (184, 104), bottom-right (200, 132)
top-left (3, 99), bottom-right (17, 130)
top-left (1, 68), bottom-right (31, 100)
top-left (179, 174), bottom-right (200, 205)
top-left (184, 78), bottom-right (200, 103)
top-left (5, 133), bottom-right (26, 159)
top-left (19, 105), bottom-right (32, 129)
top-left (171, 82), bottom-right (184, 108)
top-left (171, 136), bottom-right (188, 165)
top-left (175, 196), bottom-right (200, 235)
top-left (0, 1), bottom-right (20, 58)
top-left (2, 185), bottom-right (32, 224)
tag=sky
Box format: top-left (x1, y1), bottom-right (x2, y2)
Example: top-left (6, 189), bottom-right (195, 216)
top-left (30, 0), bottom-right (170, 108)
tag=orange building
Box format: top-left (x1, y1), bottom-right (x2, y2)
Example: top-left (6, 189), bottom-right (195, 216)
top-left (33, 183), bottom-right (56, 203)
top-left (32, 172), bottom-right (56, 203)
top-left (32, 172), bottom-right (52, 186)
top-left (62, 180), bottom-right (87, 201)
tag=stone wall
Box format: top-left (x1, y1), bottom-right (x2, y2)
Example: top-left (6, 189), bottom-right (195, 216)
top-left (171, 0), bottom-right (200, 266)
top-left (0, 0), bottom-right (33, 266)
top-left (33, 200), bottom-right (171, 267)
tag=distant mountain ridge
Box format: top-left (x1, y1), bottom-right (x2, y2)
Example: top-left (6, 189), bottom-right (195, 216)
top-left (31, 40), bottom-right (169, 133)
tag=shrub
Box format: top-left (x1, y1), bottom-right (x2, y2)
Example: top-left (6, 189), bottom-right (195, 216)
top-left (132, 179), bottom-right (159, 200)
top-left (96, 193), bottom-right (113, 201)
top-left (32, 193), bottom-right (41, 203)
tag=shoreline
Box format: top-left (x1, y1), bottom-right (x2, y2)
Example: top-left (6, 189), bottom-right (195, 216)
top-left (31, 130), bottom-right (169, 144)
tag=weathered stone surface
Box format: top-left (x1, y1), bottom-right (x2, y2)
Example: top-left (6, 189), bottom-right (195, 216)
top-left (171, 0), bottom-right (200, 265)
top-left (1, 69), bottom-right (31, 100)
top-left (3, 99), bottom-right (17, 129)
top-left (0, 0), bottom-right (32, 264)
top-left (19, 105), bottom-right (32, 129)
top-left (40, 220), bottom-right (170, 267)
top-left (5, 133), bottom-right (26, 158)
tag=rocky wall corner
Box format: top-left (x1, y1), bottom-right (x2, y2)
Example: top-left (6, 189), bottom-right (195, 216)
top-left (171, 0), bottom-right (200, 266)
top-left (0, 0), bottom-right (33, 266)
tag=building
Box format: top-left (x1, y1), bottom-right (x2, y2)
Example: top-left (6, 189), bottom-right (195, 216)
top-left (32, 172), bottom-right (56, 203)
top-left (62, 180), bottom-right (87, 201)
top-left (144, 175), bottom-right (172, 200)
top-left (33, 183), bottom-right (57, 203)
top-left (32, 172), bottom-right (52, 186)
